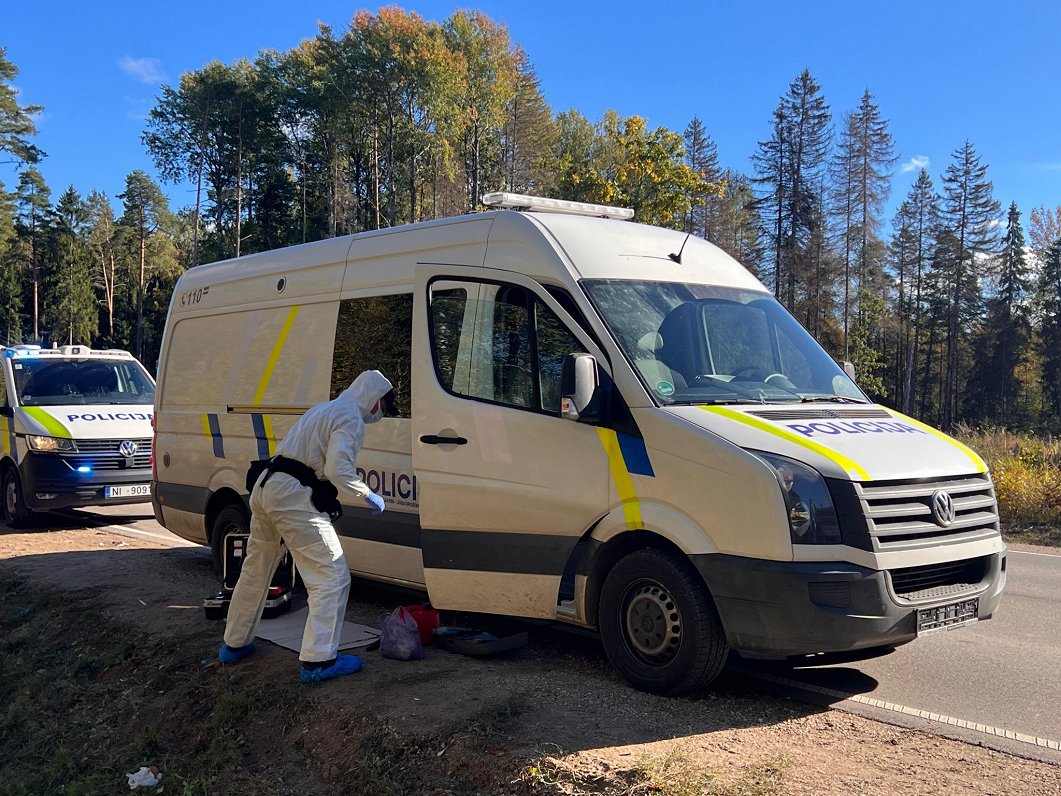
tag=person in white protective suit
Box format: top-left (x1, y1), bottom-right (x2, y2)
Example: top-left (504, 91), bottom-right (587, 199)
top-left (218, 369), bottom-right (397, 683)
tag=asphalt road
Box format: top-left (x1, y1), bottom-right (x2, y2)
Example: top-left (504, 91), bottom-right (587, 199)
top-left (48, 504), bottom-right (1061, 763)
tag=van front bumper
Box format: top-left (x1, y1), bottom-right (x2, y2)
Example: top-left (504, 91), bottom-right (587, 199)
top-left (19, 453), bottom-right (152, 511)
top-left (692, 552), bottom-right (1006, 660)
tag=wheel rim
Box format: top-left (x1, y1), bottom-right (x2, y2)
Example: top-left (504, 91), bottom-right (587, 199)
top-left (620, 578), bottom-right (682, 666)
top-left (4, 476), bottom-right (16, 519)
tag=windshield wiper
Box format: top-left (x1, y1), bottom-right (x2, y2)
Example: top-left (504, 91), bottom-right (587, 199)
top-left (799, 395), bottom-right (869, 404)
top-left (670, 398), bottom-right (765, 406)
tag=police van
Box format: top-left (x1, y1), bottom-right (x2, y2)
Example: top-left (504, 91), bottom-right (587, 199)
top-left (152, 193), bottom-right (1006, 695)
top-left (1, 345), bottom-right (155, 527)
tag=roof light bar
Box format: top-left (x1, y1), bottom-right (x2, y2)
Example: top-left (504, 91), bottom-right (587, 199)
top-left (0, 344), bottom-right (134, 359)
top-left (482, 192), bottom-right (634, 221)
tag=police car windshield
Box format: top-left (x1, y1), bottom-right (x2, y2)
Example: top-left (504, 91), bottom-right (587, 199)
top-left (582, 280), bottom-right (867, 406)
top-left (12, 358), bottom-right (156, 406)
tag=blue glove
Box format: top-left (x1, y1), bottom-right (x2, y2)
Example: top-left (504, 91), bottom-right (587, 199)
top-left (364, 492), bottom-right (385, 515)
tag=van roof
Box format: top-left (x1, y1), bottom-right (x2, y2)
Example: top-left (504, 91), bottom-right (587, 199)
top-left (174, 208), bottom-right (766, 295)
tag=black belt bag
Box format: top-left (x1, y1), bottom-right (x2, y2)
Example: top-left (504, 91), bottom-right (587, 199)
top-left (246, 455), bottom-right (342, 521)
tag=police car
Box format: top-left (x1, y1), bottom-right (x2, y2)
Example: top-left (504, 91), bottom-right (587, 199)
top-left (1, 345), bottom-right (155, 527)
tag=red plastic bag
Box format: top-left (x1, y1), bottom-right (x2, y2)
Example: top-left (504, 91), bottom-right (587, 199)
top-left (379, 606), bottom-right (425, 661)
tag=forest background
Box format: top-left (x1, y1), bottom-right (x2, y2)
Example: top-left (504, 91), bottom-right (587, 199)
top-left (2, 7), bottom-right (1061, 438)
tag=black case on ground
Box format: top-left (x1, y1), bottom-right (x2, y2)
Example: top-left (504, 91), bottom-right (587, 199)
top-left (203, 531), bottom-right (296, 620)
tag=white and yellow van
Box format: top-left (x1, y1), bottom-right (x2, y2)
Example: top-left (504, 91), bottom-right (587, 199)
top-left (1, 345), bottom-right (155, 527)
top-left (152, 193), bottom-right (1006, 694)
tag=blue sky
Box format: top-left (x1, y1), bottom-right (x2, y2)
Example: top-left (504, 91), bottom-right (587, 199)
top-left (4, 1), bottom-right (1060, 222)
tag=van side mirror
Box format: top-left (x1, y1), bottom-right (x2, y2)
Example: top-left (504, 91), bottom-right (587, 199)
top-left (560, 353), bottom-right (601, 423)
top-left (842, 361), bottom-right (857, 382)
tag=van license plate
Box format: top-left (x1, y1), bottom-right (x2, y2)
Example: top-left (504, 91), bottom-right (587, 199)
top-left (105, 484), bottom-right (152, 499)
top-left (916, 597), bottom-right (978, 636)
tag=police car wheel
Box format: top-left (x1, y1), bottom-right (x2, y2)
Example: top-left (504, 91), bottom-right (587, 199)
top-left (1, 466), bottom-right (35, 529)
top-left (599, 548), bottom-right (728, 696)
top-left (210, 504), bottom-right (249, 577)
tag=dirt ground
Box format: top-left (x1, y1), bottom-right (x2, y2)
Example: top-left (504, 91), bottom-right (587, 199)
top-left (2, 523), bottom-right (1060, 795)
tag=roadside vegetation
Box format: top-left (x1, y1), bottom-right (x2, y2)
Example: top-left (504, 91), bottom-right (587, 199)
top-left (0, 576), bottom-right (786, 796)
top-left (958, 426), bottom-right (1061, 547)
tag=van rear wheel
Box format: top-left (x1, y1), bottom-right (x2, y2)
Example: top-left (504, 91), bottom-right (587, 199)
top-left (2, 465), bottom-right (35, 529)
top-left (599, 548), bottom-right (728, 696)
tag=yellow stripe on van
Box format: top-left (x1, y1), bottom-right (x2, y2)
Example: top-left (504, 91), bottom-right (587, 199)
top-left (253, 306), bottom-right (300, 405)
top-left (1, 418), bottom-right (9, 456)
top-left (699, 405), bottom-right (872, 481)
top-left (200, 413), bottom-right (213, 439)
top-left (885, 410), bottom-right (988, 473)
top-left (597, 427), bottom-right (643, 529)
top-left (22, 406), bottom-right (71, 438)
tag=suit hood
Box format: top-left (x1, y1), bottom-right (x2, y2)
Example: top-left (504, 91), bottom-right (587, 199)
top-left (341, 370), bottom-right (393, 419)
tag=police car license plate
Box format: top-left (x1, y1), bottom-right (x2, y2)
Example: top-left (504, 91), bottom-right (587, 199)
top-left (916, 597), bottom-right (978, 636)
top-left (105, 484), bottom-right (152, 499)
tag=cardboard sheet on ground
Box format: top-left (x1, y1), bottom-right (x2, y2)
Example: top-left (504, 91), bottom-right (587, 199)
top-left (255, 607), bottom-right (380, 654)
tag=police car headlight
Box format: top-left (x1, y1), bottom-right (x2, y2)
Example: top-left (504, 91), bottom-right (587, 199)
top-left (26, 435), bottom-right (78, 453)
top-left (749, 451), bottom-right (842, 545)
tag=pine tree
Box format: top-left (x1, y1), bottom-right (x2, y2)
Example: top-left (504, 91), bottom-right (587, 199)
top-left (1036, 240), bottom-right (1061, 425)
top-left (14, 167), bottom-right (51, 341)
top-left (975, 203), bottom-right (1032, 423)
top-left (44, 187), bottom-right (97, 346)
top-left (938, 142), bottom-right (1000, 428)
top-left (0, 48), bottom-right (43, 165)
top-left (0, 180), bottom-right (22, 344)
top-left (86, 191), bottom-right (122, 343)
top-left (118, 172), bottom-right (172, 361)
top-left (892, 169), bottom-right (940, 414)
top-left (500, 47), bottom-right (556, 196)
top-left (832, 90), bottom-right (895, 357)
top-left (682, 116), bottom-right (720, 239)
top-left (752, 70), bottom-right (831, 315)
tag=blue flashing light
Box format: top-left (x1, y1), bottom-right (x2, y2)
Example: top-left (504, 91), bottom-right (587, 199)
top-left (77, 465), bottom-right (92, 474)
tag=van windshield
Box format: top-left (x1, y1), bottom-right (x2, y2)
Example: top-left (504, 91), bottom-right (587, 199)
top-left (11, 358), bottom-right (156, 407)
top-left (582, 280), bottom-right (867, 405)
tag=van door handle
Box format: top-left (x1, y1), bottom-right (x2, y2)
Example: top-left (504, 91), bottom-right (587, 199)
top-left (419, 434), bottom-right (468, 445)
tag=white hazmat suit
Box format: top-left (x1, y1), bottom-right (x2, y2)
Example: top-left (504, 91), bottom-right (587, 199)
top-left (222, 370), bottom-right (394, 672)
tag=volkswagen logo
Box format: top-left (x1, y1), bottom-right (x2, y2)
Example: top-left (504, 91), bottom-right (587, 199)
top-left (930, 490), bottom-right (956, 527)
top-left (119, 440), bottom-right (138, 458)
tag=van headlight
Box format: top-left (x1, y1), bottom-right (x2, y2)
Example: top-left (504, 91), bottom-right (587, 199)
top-left (26, 435), bottom-right (78, 453)
top-left (750, 451), bottom-right (841, 545)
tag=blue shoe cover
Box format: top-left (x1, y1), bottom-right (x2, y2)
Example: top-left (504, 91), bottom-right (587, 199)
top-left (218, 642), bottom-right (256, 664)
top-left (299, 655), bottom-right (363, 683)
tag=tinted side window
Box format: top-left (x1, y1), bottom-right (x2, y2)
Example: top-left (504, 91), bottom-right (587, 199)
top-left (428, 279), bottom-right (584, 414)
top-left (330, 294), bottom-right (413, 416)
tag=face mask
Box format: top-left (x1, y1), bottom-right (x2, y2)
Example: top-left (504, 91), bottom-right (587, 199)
top-left (365, 403), bottom-right (384, 424)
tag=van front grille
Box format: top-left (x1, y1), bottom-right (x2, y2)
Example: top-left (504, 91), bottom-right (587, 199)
top-left (889, 557), bottom-right (989, 601)
top-left (854, 473), bottom-right (999, 553)
top-left (60, 438), bottom-right (152, 470)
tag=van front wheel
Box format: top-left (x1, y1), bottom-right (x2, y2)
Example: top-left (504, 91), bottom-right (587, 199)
top-left (599, 548), bottom-right (728, 696)
top-left (2, 465), bottom-right (35, 529)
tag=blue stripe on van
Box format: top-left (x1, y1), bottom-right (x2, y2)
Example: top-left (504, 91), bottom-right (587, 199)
top-left (207, 413), bottom-right (225, 459)
top-left (616, 431), bottom-right (654, 477)
top-left (251, 414), bottom-right (270, 460)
